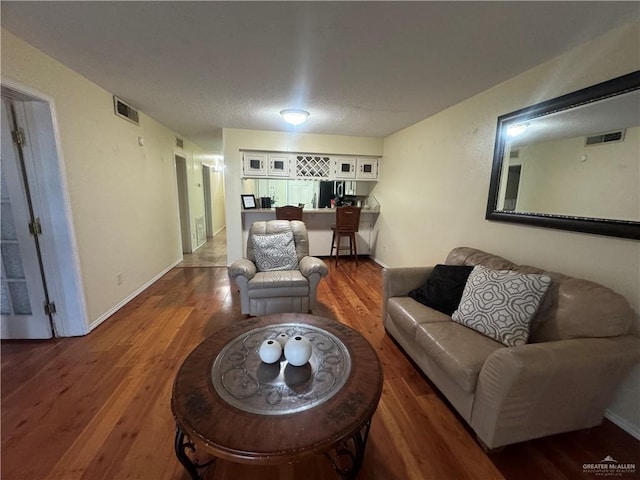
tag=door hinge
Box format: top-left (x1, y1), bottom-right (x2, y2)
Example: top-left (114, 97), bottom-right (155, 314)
top-left (12, 128), bottom-right (25, 146)
top-left (29, 218), bottom-right (43, 235)
top-left (44, 301), bottom-right (57, 316)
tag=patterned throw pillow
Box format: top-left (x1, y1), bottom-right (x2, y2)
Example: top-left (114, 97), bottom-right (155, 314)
top-left (253, 231), bottom-right (299, 272)
top-left (451, 265), bottom-right (551, 347)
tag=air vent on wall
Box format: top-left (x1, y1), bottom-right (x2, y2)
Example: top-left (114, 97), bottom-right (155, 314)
top-left (176, 137), bottom-right (184, 149)
top-left (509, 149), bottom-right (520, 159)
top-left (113, 96), bottom-right (139, 125)
top-left (585, 129), bottom-right (625, 146)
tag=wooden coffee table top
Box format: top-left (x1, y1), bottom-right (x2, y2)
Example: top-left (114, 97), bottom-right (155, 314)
top-left (171, 313), bottom-right (383, 465)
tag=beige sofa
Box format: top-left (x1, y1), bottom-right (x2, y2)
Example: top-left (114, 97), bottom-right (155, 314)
top-left (383, 247), bottom-right (640, 449)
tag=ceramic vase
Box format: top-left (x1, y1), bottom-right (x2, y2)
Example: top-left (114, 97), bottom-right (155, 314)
top-left (275, 333), bottom-right (289, 348)
top-left (259, 339), bottom-right (282, 364)
top-left (284, 336), bottom-right (312, 366)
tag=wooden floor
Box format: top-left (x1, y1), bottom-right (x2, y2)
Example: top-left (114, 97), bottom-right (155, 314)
top-left (2, 259), bottom-right (639, 480)
top-left (177, 229), bottom-right (227, 267)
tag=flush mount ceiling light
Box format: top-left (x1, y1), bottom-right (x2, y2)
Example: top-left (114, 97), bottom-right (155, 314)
top-left (280, 109), bottom-right (310, 125)
top-left (506, 122), bottom-right (530, 137)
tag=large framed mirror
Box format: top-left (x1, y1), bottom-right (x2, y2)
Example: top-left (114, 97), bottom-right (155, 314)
top-left (486, 71), bottom-right (640, 240)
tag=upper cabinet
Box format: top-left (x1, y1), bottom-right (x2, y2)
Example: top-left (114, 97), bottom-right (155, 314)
top-left (333, 157), bottom-right (378, 180)
top-left (243, 153), bottom-right (291, 177)
top-left (267, 154), bottom-right (291, 177)
top-left (243, 152), bottom-right (268, 177)
top-left (242, 151), bottom-right (379, 181)
top-left (356, 157), bottom-right (378, 180)
top-left (333, 157), bottom-right (357, 179)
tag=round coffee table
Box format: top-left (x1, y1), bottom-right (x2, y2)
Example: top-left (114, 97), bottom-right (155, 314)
top-left (171, 313), bottom-right (383, 479)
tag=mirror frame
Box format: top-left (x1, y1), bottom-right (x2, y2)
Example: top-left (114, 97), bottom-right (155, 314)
top-left (486, 70), bottom-right (640, 240)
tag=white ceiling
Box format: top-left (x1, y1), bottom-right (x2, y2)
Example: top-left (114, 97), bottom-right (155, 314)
top-left (2, 2), bottom-right (638, 152)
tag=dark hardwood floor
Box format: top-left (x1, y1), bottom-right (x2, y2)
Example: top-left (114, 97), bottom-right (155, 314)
top-left (2, 259), bottom-right (639, 479)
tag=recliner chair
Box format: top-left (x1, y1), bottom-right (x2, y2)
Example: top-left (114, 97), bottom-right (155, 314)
top-left (228, 220), bottom-right (328, 315)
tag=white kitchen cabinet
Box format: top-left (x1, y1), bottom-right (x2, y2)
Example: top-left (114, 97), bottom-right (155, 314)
top-left (243, 153), bottom-right (268, 177)
top-left (268, 154), bottom-right (291, 177)
top-left (333, 157), bottom-right (379, 180)
top-left (356, 157), bottom-right (378, 180)
top-left (333, 157), bottom-right (357, 179)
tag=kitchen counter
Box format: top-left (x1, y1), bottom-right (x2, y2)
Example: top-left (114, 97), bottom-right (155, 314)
top-left (241, 207), bottom-right (380, 214)
top-left (241, 208), bottom-right (380, 257)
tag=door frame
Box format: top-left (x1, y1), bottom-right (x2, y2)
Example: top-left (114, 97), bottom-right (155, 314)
top-left (1, 78), bottom-right (88, 337)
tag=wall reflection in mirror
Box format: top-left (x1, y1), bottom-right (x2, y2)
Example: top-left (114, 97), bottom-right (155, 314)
top-left (486, 71), bottom-right (640, 239)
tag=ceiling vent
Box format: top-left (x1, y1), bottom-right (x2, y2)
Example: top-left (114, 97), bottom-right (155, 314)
top-left (113, 96), bottom-right (139, 125)
top-left (176, 137), bottom-right (184, 149)
top-left (585, 129), bottom-right (625, 146)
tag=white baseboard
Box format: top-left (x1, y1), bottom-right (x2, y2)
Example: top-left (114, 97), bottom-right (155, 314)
top-left (371, 256), bottom-right (389, 269)
top-left (89, 258), bottom-right (182, 332)
top-left (605, 409), bottom-right (640, 441)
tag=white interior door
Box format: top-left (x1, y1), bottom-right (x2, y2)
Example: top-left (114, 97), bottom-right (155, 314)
top-left (1, 99), bottom-right (53, 338)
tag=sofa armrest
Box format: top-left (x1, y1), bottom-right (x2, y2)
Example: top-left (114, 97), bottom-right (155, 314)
top-left (382, 267), bottom-right (433, 329)
top-left (382, 266), bottom-right (433, 299)
top-left (471, 335), bottom-right (640, 449)
top-left (299, 256), bottom-right (329, 279)
top-left (228, 259), bottom-right (257, 280)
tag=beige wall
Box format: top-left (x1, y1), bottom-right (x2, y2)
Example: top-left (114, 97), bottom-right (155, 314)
top-left (1, 29), bottom-right (204, 328)
top-left (375, 19), bottom-right (640, 436)
top-left (223, 128), bottom-right (383, 262)
top-left (513, 126), bottom-right (639, 220)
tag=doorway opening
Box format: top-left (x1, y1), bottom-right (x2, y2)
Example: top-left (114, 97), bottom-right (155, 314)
top-left (174, 155), bottom-right (191, 254)
top-left (175, 162), bottom-right (227, 267)
top-left (504, 164), bottom-right (522, 211)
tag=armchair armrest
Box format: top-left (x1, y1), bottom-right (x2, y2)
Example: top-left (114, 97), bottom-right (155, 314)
top-left (299, 256), bottom-right (329, 278)
top-left (228, 258), bottom-right (257, 280)
top-left (471, 335), bottom-right (640, 448)
top-left (299, 256), bottom-right (328, 310)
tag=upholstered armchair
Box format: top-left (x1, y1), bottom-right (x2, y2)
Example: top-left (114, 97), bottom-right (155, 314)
top-left (228, 220), bottom-right (329, 315)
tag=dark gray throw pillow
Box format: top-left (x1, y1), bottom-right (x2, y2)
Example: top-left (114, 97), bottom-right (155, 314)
top-left (408, 264), bottom-right (474, 315)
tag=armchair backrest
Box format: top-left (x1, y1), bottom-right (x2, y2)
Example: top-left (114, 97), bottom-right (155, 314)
top-left (247, 220), bottom-right (309, 263)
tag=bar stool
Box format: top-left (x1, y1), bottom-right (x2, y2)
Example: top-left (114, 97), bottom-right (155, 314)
top-left (330, 206), bottom-right (361, 266)
top-left (275, 205), bottom-right (303, 221)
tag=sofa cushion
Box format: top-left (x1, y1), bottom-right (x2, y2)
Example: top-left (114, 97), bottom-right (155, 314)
top-left (452, 265), bottom-right (551, 347)
top-left (253, 231), bottom-right (299, 272)
top-left (387, 297), bottom-right (451, 337)
top-left (408, 264), bottom-right (474, 315)
top-left (416, 322), bottom-right (504, 393)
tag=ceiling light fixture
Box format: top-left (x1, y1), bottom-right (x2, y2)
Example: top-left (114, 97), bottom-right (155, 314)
top-left (280, 109), bottom-right (310, 125)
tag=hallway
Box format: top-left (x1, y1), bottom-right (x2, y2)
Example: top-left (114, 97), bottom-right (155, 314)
top-left (177, 228), bottom-right (227, 267)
